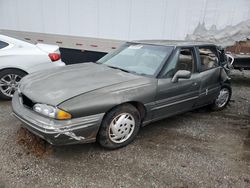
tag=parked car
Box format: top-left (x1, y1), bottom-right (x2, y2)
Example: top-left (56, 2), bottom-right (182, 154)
top-left (0, 34), bottom-right (65, 100)
top-left (12, 41), bottom-right (232, 149)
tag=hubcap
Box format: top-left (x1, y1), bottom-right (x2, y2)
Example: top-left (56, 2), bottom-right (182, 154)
top-left (215, 88), bottom-right (230, 108)
top-left (109, 113), bottom-right (135, 144)
top-left (0, 74), bottom-right (22, 97)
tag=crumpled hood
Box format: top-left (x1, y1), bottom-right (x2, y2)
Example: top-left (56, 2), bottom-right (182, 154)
top-left (20, 63), bottom-right (143, 106)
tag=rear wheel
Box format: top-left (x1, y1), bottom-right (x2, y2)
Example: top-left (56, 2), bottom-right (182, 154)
top-left (0, 69), bottom-right (27, 100)
top-left (210, 86), bottom-right (231, 111)
top-left (97, 104), bottom-right (141, 149)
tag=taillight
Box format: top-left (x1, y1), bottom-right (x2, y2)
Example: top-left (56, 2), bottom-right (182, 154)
top-left (48, 53), bottom-right (61, 62)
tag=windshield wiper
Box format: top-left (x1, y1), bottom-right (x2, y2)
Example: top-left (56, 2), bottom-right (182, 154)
top-left (107, 65), bottom-right (148, 76)
top-left (107, 65), bottom-right (131, 73)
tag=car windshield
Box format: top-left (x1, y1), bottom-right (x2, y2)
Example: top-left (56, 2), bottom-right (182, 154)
top-left (97, 43), bottom-right (173, 76)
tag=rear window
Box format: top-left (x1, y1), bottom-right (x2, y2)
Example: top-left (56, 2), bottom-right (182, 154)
top-left (0, 41), bottom-right (9, 49)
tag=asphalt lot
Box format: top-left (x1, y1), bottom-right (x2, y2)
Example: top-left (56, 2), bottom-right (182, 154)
top-left (0, 70), bottom-right (249, 188)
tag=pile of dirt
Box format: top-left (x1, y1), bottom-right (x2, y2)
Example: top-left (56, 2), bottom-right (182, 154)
top-left (16, 127), bottom-right (53, 157)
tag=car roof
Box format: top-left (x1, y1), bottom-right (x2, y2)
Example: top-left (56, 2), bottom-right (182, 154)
top-left (132, 40), bottom-right (216, 47)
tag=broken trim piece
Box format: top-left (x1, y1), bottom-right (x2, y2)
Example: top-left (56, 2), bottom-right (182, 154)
top-left (55, 131), bottom-right (85, 141)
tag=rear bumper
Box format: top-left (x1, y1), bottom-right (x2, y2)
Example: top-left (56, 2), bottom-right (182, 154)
top-left (12, 92), bottom-right (104, 145)
top-left (52, 60), bottom-right (65, 67)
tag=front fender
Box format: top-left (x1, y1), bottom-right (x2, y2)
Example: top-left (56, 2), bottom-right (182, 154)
top-left (58, 80), bottom-right (157, 118)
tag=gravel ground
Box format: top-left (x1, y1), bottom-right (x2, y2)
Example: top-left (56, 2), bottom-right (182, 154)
top-left (0, 70), bottom-right (250, 188)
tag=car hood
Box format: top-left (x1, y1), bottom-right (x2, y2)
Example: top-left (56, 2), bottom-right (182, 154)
top-left (20, 63), bottom-right (145, 106)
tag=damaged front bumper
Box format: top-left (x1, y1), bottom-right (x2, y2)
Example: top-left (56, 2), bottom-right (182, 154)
top-left (12, 92), bottom-right (104, 145)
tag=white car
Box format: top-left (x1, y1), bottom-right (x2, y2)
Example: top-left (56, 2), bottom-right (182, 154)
top-left (0, 34), bottom-right (65, 100)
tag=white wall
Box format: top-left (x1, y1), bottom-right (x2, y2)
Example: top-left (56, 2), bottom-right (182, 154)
top-left (0, 0), bottom-right (250, 40)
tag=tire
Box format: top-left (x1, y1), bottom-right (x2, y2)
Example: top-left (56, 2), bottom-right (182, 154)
top-left (210, 85), bottom-right (231, 111)
top-left (0, 69), bottom-right (27, 100)
top-left (97, 104), bottom-right (141, 149)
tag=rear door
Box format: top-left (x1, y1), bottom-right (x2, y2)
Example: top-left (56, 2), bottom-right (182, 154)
top-left (194, 46), bottom-right (221, 107)
top-left (152, 47), bottom-right (201, 120)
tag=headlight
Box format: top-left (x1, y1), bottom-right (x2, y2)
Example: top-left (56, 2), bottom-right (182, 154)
top-left (33, 104), bottom-right (72, 120)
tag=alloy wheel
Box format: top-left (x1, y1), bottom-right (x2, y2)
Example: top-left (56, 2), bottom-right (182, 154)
top-left (0, 74), bottom-right (22, 97)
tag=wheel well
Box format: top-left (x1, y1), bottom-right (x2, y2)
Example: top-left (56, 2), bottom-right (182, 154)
top-left (0, 68), bottom-right (28, 75)
top-left (127, 101), bottom-right (147, 121)
top-left (221, 83), bottom-right (232, 93)
top-left (103, 101), bottom-right (147, 122)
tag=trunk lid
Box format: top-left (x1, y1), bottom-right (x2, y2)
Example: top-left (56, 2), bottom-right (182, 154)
top-left (36, 43), bottom-right (60, 53)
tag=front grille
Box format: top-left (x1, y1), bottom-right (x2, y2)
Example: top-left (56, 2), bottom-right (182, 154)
top-left (21, 94), bottom-right (35, 109)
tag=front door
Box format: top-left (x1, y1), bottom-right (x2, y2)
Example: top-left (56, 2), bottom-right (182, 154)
top-left (152, 47), bottom-right (200, 121)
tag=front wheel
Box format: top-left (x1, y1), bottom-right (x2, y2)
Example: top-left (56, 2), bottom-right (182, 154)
top-left (97, 104), bottom-right (141, 149)
top-left (0, 69), bottom-right (27, 100)
top-left (210, 86), bottom-right (231, 111)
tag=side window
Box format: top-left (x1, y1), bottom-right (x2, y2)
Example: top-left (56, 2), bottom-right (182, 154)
top-left (199, 47), bottom-right (219, 71)
top-left (0, 41), bottom-right (9, 49)
top-left (162, 48), bottom-right (195, 78)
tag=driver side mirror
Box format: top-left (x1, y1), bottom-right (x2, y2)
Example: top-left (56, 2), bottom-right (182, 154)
top-left (171, 70), bottom-right (191, 83)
